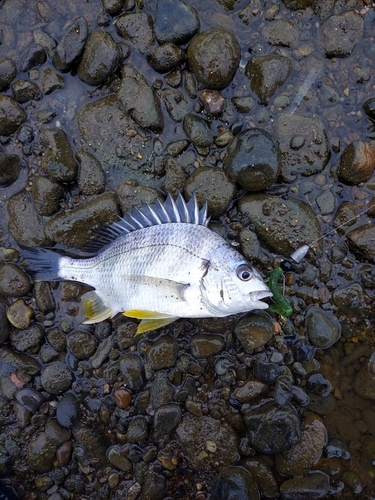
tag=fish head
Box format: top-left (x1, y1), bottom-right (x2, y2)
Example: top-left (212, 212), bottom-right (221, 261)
top-left (201, 255), bottom-right (273, 316)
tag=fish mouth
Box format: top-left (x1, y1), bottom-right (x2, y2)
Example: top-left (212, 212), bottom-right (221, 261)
top-left (250, 290), bottom-right (273, 309)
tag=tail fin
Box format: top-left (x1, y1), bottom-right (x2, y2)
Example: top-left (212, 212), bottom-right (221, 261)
top-left (22, 247), bottom-right (62, 281)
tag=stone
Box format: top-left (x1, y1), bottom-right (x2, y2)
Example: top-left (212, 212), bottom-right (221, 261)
top-left (339, 140), bottom-right (375, 185)
top-left (115, 12), bottom-right (155, 54)
top-left (246, 56), bottom-right (291, 105)
top-left (154, 0), bottom-right (199, 45)
top-left (0, 96), bottom-right (27, 136)
top-left (40, 128), bottom-right (78, 182)
top-left (321, 11), bottom-right (364, 58)
top-left (0, 153), bottom-right (21, 187)
top-left (53, 17), bottom-right (88, 71)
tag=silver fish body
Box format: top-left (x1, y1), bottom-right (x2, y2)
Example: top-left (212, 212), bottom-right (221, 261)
top-left (24, 193), bottom-right (272, 333)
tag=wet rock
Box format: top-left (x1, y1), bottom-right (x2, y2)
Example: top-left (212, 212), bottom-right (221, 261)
top-left (0, 58), bottom-right (17, 91)
top-left (238, 193), bottom-right (322, 258)
top-left (7, 191), bottom-right (51, 247)
top-left (67, 331), bottom-right (97, 360)
top-left (40, 67), bottom-right (64, 94)
top-left (275, 113), bottom-right (330, 182)
top-left (33, 28), bottom-right (57, 58)
top-left (316, 189), bottom-right (335, 215)
top-left (119, 352), bottom-right (144, 390)
top-left (354, 354), bottom-right (375, 400)
top-left (183, 114), bottom-right (212, 153)
top-left (127, 416), bottom-right (148, 442)
top-left (147, 43), bottom-right (185, 73)
top-left (41, 362), bottom-right (73, 395)
top-left (45, 419), bottom-right (71, 447)
top-left (246, 56), bottom-right (291, 105)
top-left (10, 323), bottom-right (44, 352)
top-left (244, 401), bottom-right (301, 454)
top-left (19, 43), bottom-right (46, 72)
top-left (363, 98), bottom-right (375, 120)
top-left (224, 128), bottom-right (280, 191)
top-left (78, 29), bottom-right (120, 86)
top-left (44, 193), bottom-right (120, 248)
top-left (53, 17), bottom-right (89, 72)
top-left (162, 89), bottom-right (190, 123)
top-left (17, 125), bottom-right (34, 144)
top-left (321, 11), bottom-right (364, 58)
top-left (0, 345), bottom-right (41, 375)
top-left (211, 467), bottom-right (260, 500)
top-left (307, 373), bottom-right (331, 397)
top-left (40, 128), bottom-right (78, 182)
top-left (306, 392), bottom-right (336, 415)
top-left (187, 28), bottom-right (240, 90)
top-left (0, 96), bottom-right (27, 136)
top-left (16, 387), bottom-right (44, 412)
top-left (140, 471), bottom-right (167, 500)
top-left (0, 153), bottom-right (21, 187)
top-left (185, 166), bottom-right (236, 218)
top-left (102, 0), bottom-right (125, 14)
top-left (280, 471), bottom-right (330, 500)
top-left (32, 175), bottom-right (64, 216)
top-left (243, 457), bottom-right (278, 499)
top-left (118, 64), bottom-right (163, 133)
top-left (165, 67), bottom-right (183, 87)
top-left (26, 432), bottom-right (57, 473)
top-left (154, 0), bottom-right (199, 45)
top-left (190, 334), bottom-right (225, 358)
top-left (11, 79), bottom-right (41, 103)
top-left (199, 90), bottom-right (225, 115)
top-left (116, 182), bottom-right (161, 213)
top-left (154, 403), bottom-right (182, 434)
top-left (232, 96), bottom-right (256, 113)
top-left (176, 414), bottom-right (239, 468)
top-left (76, 150), bottom-right (106, 196)
top-left (150, 370), bottom-right (174, 408)
top-left (347, 225), bottom-right (375, 264)
top-left (276, 411), bottom-right (327, 476)
top-left (234, 380), bottom-right (268, 403)
top-left (0, 295), bottom-right (11, 344)
top-left (234, 315), bottom-right (274, 352)
top-left (339, 140), bottom-right (375, 184)
top-left (262, 20), bottom-right (298, 47)
top-left (238, 227), bottom-right (261, 261)
top-left (164, 157), bottom-right (187, 195)
top-left (0, 264), bottom-right (31, 298)
top-left (333, 201), bottom-right (357, 233)
top-left (146, 335), bottom-right (178, 370)
top-left (332, 282), bottom-right (367, 318)
top-left (305, 308), bottom-right (341, 349)
top-left (115, 13), bottom-right (155, 54)
top-left (72, 423), bottom-right (107, 465)
top-left (114, 388), bottom-right (132, 409)
top-left (107, 445), bottom-right (132, 471)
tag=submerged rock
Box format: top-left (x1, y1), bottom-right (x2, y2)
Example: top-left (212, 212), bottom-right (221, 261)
top-left (0, 58), bottom-right (17, 91)
top-left (0, 96), bottom-right (27, 136)
top-left (146, 43), bottom-right (185, 73)
top-left (32, 175), bottom-right (64, 216)
top-left (76, 149), bottom-right (106, 196)
top-left (275, 113), bottom-right (330, 182)
top-left (224, 128), bottom-right (280, 191)
top-left (280, 471), bottom-right (330, 499)
top-left (321, 11), bottom-right (364, 58)
top-left (40, 128), bottom-right (78, 182)
top-left (53, 17), bottom-right (88, 72)
top-left (0, 153), bottom-right (21, 187)
top-left (115, 12), bottom-right (155, 54)
top-left (19, 43), bottom-right (46, 72)
top-left (211, 467), bottom-right (260, 500)
top-left (346, 225), bottom-right (375, 264)
top-left (339, 140), bottom-right (375, 185)
top-left (246, 55), bottom-right (291, 105)
top-left (187, 28), bottom-right (240, 89)
top-left (154, 0), bottom-right (199, 45)
top-left (77, 29), bottom-right (120, 86)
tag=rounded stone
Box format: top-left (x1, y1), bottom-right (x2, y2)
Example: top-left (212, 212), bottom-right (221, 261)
top-left (0, 264), bottom-right (31, 297)
top-left (114, 388), bottom-right (132, 409)
top-left (243, 457), bottom-right (278, 499)
top-left (224, 128), bottom-right (280, 191)
top-left (40, 128), bottom-right (78, 182)
top-left (67, 331), bottom-right (97, 359)
top-left (76, 149), bottom-right (106, 196)
top-left (32, 175), bottom-right (64, 216)
top-left (41, 363), bottom-right (73, 395)
top-left (53, 17), bottom-right (89, 72)
top-left (185, 166), bottom-right (236, 218)
top-left (154, 403), bottom-right (182, 434)
top-left (107, 445), bottom-right (132, 471)
top-left (11, 79), bottom-right (42, 103)
top-left (146, 43), bottom-right (185, 73)
top-left (211, 467), bottom-right (260, 500)
top-left (339, 140), bottom-right (375, 185)
top-left (0, 96), bottom-right (27, 136)
top-left (26, 432), bottom-right (57, 473)
top-left (234, 315), bottom-right (274, 353)
top-left (190, 334), bottom-right (225, 358)
top-left (154, 0), bottom-right (199, 45)
top-left (244, 401), bottom-right (301, 454)
top-left (0, 153), bottom-right (21, 187)
top-left (77, 30), bottom-right (120, 86)
top-left (10, 323), bottom-right (45, 352)
top-left (0, 58), bottom-right (17, 91)
top-left (280, 471), bottom-right (330, 500)
top-left (56, 393), bottom-right (80, 427)
top-left (146, 335), bottom-right (179, 370)
top-left (321, 11), bottom-right (364, 58)
top-left (127, 416), bottom-right (148, 443)
top-left (187, 28), bottom-right (240, 90)
top-left (119, 352), bottom-right (144, 391)
top-left (115, 13), bottom-right (155, 54)
top-left (16, 387), bottom-right (44, 412)
top-left (305, 308), bottom-right (341, 349)
top-left (19, 43), bottom-right (46, 72)
top-left (246, 55), bottom-right (291, 105)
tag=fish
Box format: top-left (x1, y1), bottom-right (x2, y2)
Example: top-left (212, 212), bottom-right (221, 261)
top-left (23, 193), bottom-right (272, 334)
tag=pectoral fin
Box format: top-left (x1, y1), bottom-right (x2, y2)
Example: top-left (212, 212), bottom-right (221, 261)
top-left (123, 309), bottom-right (178, 334)
top-left (81, 291), bottom-right (113, 324)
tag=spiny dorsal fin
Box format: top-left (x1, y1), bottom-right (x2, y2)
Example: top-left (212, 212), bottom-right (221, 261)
top-left (88, 192), bottom-right (210, 252)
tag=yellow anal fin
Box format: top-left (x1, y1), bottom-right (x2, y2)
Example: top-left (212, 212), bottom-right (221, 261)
top-left (123, 310), bottom-right (178, 334)
top-left (81, 291), bottom-right (113, 324)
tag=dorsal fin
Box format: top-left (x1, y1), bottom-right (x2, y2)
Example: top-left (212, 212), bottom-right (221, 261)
top-left (86, 192), bottom-right (210, 252)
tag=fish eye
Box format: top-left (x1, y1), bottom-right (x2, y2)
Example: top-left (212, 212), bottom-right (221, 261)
top-left (236, 264), bottom-right (253, 281)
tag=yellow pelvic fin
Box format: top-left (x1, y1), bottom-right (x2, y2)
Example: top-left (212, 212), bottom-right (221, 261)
top-left (81, 291), bottom-right (113, 324)
top-left (123, 310), bottom-right (178, 334)
top-left (136, 317), bottom-right (178, 334)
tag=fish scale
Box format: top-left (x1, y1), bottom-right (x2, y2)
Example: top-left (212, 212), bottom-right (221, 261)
top-left (23, 193), bottom-right (272, 333)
